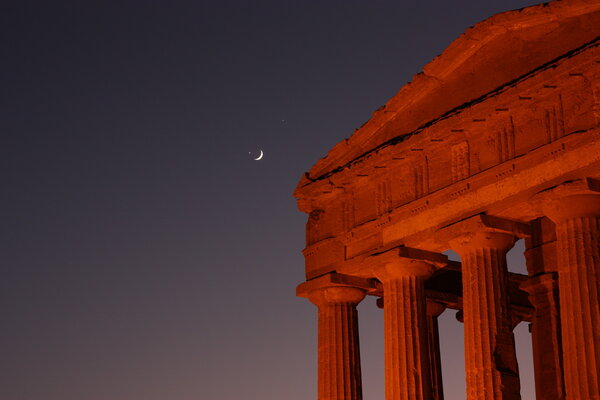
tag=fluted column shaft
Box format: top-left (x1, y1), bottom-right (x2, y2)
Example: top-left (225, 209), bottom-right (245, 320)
top-left (523, 217), bottom-right (564, 399)
top-left (521, 273), bottom-right (565, 400)
top-left (426, 301), bottom-right (446, 400)
top-left (375, 260), bottom-right (435, 400)
top-left (309, 286), bottom-right (366, 400)
top-left (555, 216), bottom-right (600, 399)
top-left (545, 194), bottom-right (600, 400)
top-left (452, 233), bottom-right (521, 400)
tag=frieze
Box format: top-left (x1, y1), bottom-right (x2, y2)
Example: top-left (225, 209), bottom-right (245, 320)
top-left (342, 194), bottom-right (354, 231)
top-left (413, 156), bottom-right (429, 198)
top-left (451, 141), bottom-right (470, 182)
top-left (497, 116), bottom-right (516, 163)
top-left (376, 179), bottom-right (392, 216)
top-left (544, 94), bottom-right (566, 143)
top-left (593, 82), bottom-right (600, 124)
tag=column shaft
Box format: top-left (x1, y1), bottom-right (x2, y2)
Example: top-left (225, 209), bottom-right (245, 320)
top-left (383, 275), bottom-right (430, 400)
top-left (307, 285), bottom-right (366, 400)
top-left (522, 273), bottom-right (565, 400)
top-left (461, 246), bottom-right (521, 400)
top-left (555, 216), bottom-right (600, 399)
top-left (317, 301), bottom-right (363, 400)
top-left (426, 301), bottom-right (446, 400)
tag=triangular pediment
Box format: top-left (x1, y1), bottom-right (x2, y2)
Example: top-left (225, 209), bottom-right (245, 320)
top-left (302, 0), bottom-right (600, 186)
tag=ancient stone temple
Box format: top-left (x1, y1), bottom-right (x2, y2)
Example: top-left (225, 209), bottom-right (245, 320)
top-left (294, 1), bottom-right (600, 399)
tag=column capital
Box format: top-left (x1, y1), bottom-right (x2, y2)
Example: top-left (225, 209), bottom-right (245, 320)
top-left (296, 272), bottom-right (374, 306)
top-left (308, 286), bottom-right (366, 307)
top-left (437, 214), bottom-right (530, 253)
top-left (544, 194), bottom-right (600, 223)
top-left (533, 178), bottom-right (600, 223)
top-left (369, 246), bottom-right (447, 281)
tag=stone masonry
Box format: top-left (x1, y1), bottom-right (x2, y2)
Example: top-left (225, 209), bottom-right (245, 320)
top-left (295, 1), bottom-right (600, 399)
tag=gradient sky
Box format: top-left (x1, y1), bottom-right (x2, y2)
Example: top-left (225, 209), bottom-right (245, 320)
top-left (2, 1), bottom-right (541, 399)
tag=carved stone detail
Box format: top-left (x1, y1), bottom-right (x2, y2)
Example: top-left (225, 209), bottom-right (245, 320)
top-left (376, 179), bottom-right (392, 216)
top-left (544, 94), bottom-right (565, 143)
top-left (451, 141), bottom-right (470, 182)
top-left (497, 116), bottom-right (516, 163)
top-left (593, 83), bottom-right (600, 126)
top-left (343, 195), bottom-right (355, 231)
top-left (307, 209), bottom-right (323, 245)
top-left (413, 156), bottom-right (429, 199)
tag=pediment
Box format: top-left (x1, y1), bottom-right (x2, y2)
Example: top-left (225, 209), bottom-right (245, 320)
top-left (302, 0), bottom-right (600, 184)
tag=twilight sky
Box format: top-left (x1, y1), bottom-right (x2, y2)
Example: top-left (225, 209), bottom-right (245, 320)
top-left (2, 1), bottom-right (541, 399)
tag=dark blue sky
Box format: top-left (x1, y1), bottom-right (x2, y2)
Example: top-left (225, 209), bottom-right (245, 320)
top-left (2, 1), bottom-right (539, 399)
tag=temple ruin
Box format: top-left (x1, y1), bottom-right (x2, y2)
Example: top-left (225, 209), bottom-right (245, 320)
top-left (294, 1), bottom-right (600, 399)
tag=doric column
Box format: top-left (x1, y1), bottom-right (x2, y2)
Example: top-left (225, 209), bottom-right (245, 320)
top-left (370, 247), bottom-right (447, 400)
top-left (426, 300), bottom-right (446, 400)
top-left (521, 273), bottom-right (565, 400)
top-left (542, 190), bottom-right (600, 400)
top-left (297, 273), bottom-right (373, 400)
top-left (521, 216), bottom-right (565, 399)
top-left (438, 214), bottom-right (528, 400)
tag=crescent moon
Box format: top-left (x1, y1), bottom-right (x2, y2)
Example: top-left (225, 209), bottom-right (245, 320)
top-left (254, 150), bottom-right (264, 161)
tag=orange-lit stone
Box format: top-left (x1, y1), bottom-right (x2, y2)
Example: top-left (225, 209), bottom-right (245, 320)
top-left (295, 1), bottom-right (600, 399)
top-left (521, 273), bottom-right (565, 399)
top-left (370, 248), bottom-right (447, 400)
top-left (298, 274), bottom-right (374, 400)
top-left (438, 215), bottom-right (526, 400)
top-left (539, 184), bottom-right (600, 400)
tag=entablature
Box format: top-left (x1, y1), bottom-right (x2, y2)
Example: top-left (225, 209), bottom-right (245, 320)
top-left (299, 42), bottom-right (599, 278)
